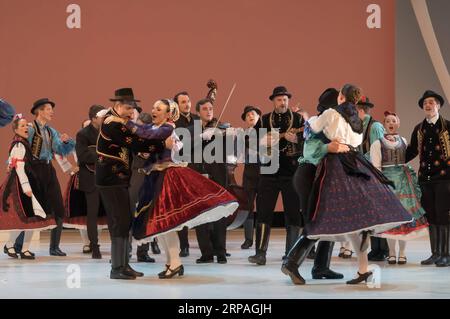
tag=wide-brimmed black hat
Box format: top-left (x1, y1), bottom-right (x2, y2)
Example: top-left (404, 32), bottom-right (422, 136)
top-left (357, 96), bottom-right (374, 108)
top-left (418, 90), bottom-right (445, 108)
top-left (317, 88), bottom-right (339, 113)
top-left (31, 98), bottom-right (55, 114)
top-left (241, 105), bottom-right (262, 121)
top-left (269, 86), bottom-right (292, 100)
top-left (110, 88), bottom-right (141, 103)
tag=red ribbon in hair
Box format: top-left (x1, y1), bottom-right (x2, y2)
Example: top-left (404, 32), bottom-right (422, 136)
top-left (384, 110), bottom-right (397, 117)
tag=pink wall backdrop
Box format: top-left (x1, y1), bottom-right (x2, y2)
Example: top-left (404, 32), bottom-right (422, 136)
top-left (0, 0), bottom-right (395, 210)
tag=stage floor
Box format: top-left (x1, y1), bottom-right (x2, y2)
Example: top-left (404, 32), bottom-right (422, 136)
top-left (0, 229), bottom-right (449, 299)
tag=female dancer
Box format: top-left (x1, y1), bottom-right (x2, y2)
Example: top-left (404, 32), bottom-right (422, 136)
top-left (1, 115), bottom-right (56, 259)
top-left (370, 111), bottom-right (428, 265)
top-left (303, 84), bottom-right (412, 284)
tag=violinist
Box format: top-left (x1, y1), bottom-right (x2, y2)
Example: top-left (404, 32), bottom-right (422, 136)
top-left (192, 98), bottom-right (236, 264)
top-left (248, 86), bottom-right (304, 266)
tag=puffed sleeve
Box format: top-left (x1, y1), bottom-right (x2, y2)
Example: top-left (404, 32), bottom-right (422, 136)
top-left (370, 140), bottom-right (382, 171)
top-left (10, 143), bottom-right (32, 194)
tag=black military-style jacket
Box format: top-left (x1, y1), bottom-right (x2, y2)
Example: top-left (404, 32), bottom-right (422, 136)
top-left (406, 116), bottom-right (450, 184)
top-left (76, 124), bottom-right (99, 192)
top-left (95, 109), bottom-right (166, 188)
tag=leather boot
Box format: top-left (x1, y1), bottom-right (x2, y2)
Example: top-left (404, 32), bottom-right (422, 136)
top-left (151, 238), bottom-right (161, 254)
top-left (49, 217), bottom-right (67, 256)
top-left (123, 237), bottom-right (144, 277)
top-left (137, 243), bottom-right (155, 263)
top-left (110, 237), bottom-right (135, 280)
top-left (91, 243), bottom-right (102, 259)
top-left (436, 225), bottom-right (450, 267)
top-left (421, 225), bottom-right (441, 265)
top-left (284, 226), bottom-right (302, 258)
top-left (311, 241), bottom-right (343, 279)
top-left (248, 223), bottom-right (270, 265)
top-left (241, 218), bottom-right (254, 249)
top-left (281, 235), bottom-right (316, 285)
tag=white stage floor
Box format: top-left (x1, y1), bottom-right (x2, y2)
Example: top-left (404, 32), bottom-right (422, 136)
top-left (0, 229), bottom-right (449, 299)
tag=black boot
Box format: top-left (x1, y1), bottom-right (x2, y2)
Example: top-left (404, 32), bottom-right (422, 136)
top-left (137, 243), bottom-right (155, 263)
top-left (281, 235), bottom-right (317, 285)
top-left (248, 223), bottom-right (270, 265)
top-left (241, 217), bottom-right (254, 249)
top-left (367, 236), bottom-right (380, 260)
top-left (123, 237), bottom-right (144, 277)
top-left (421, 225), bottom-right (441, 265)
top-left (307, 245), bottom-right (316, 259)
top-left (151, 238), bottom-right (161, 254)
top-left (49, 218), bottom-right (67, 256)
top-left (436, 225), bottom-right (450, 267)
top-left (311, 241), bottom-right (344, 279)
top-left (284, 225), bottom-right (302, 259)
top-left (91, 243), bottom-right (102, 259)
top-left (110, 237), bottom-right (135, 280)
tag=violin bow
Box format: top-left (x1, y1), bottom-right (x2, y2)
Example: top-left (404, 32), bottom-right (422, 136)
top-left (214, 82), bottom-right (237, 129)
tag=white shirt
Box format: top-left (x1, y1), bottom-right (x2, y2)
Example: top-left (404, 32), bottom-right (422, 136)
top-left (308, 108), bottom-right (363, 148)
top-left (426, 114), bottom-right (439, 125)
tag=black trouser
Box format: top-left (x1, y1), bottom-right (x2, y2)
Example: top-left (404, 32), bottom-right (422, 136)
top-left (242, 165), bottom-right (259, 241)
top-left (292, 163), bottom-right (316, 219)
top-left (257, 174), bottom-right (301, 227)
top-left (195, 162), bottom-right (228, 257)
top-left (178, 227), bottom-right (189, 250)
top-left (195, 218), bottom-right (227, 257)
top-left (420, 181), bottom-right (450, 226)
top-left (128, 169), bottom-right (148, 252)
top-left (32, 161), bottom-right (65, 248)
top-left (85, 190), bottom-right (101, 245)
top-left (99, 187), bottom-right (132, 238)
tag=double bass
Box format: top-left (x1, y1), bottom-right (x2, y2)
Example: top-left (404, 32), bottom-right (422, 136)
top-left (203, 79), bottom-right (250, 230)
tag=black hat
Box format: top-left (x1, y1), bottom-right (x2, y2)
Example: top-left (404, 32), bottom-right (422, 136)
top-left (317, 88), bottom-right (339, 113)
top-left (269, 86), bottom-right (292, 100)
top-left (31, 98), bottom-right (55, 114)
top-left (110, 88), bottom-right (141, 103)
top-left (418, 90), bottom-right (444, 108)
top-left (134, 104), bottom-right (143, 113)
top-left (241, 105), bottom-right (262, 121)
top-left (356, 96), bottom-right (374, 108)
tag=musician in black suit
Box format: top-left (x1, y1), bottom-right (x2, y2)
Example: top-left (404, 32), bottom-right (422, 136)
top-left (75, 104), bottom-right (106, 259)
top-left (173, 91), bottom-right (199, 257)
top-left (248, 86), bottom-right (304, 266)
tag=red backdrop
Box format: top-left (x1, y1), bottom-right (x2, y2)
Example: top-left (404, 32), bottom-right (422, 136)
top-left (0, 0), bottom-right (395, 210)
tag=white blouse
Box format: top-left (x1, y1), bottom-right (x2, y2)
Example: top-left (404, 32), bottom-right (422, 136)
top-left (308, 108), bottom-right (363, 148)
top-left (8, 143), bottom-right (46, 218)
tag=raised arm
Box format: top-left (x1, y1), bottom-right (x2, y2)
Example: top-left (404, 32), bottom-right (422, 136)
top-left (125, 121), bottom-right (173, 140)
top-left (50, 127), bottom-right (76, 156)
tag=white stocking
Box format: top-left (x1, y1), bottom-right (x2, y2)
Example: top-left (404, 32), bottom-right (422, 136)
top-left (387, 239), bottom-right (397, 257)
top-left (399, 240), bottom-right (407, 257)
top-left (79, 229), bottom-right (89, 245)
top-left (349, 234), bottom-right (369, 275)
top-left (160, 232), bottom-right (181, 270)
top-left (21, 231), bottom-right (34, 252)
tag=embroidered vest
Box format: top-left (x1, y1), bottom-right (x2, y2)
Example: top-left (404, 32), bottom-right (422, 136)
top-left (30, 120), bottom-right (53, 160)
top-left (380, 136), bottom-right (406, 166)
